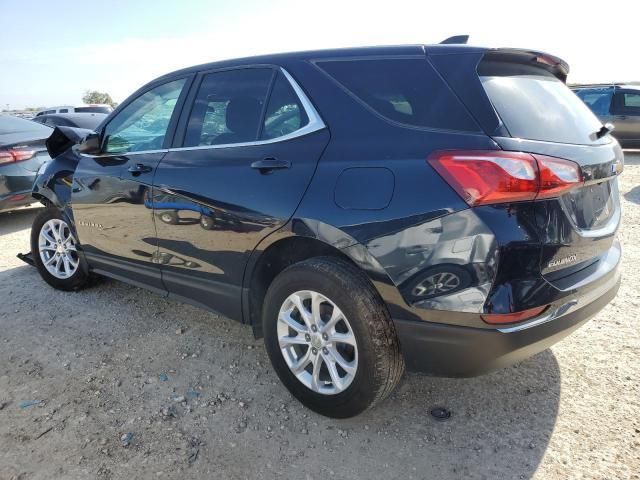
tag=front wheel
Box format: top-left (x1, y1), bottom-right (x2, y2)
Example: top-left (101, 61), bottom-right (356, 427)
top-left (31, 208), bottom-right (90, 291)
top-left (263, 257), bottom-right (405, 418)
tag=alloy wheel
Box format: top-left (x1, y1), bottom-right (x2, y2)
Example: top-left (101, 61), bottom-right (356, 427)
top-left (38, 218), bottom-right (79, 279)
top-left (277, 290), bottom-right (358, 395)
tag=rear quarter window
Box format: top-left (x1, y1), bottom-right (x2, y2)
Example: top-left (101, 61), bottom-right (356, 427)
top-left (316, 58), bottom-right (479, 132)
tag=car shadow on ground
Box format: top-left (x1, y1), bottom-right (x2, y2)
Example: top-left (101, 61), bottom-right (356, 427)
top-left (624, 186), bottom-right (640, 205)
top-left (0, 206), bottom-right (42, 236)
top-left (623, 150), bottom-right (640, 165)
top-left (0, 262), bottom-right (560, 479)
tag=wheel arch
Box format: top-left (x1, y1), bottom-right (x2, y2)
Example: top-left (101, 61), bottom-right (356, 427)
top-left (243, 221), bottom-right (397, 337)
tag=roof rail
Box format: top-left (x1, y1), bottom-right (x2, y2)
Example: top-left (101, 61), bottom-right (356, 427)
top-left (440, 35), bottom-right (469, 45)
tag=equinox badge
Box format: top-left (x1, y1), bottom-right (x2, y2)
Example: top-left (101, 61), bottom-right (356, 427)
top-left (548, 254), bottom-right (578, 268)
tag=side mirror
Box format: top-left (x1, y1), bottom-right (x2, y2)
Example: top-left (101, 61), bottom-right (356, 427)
top-left (46, 126), bottom-right (99, 158)
top-left (77, 133), bottom-right (102, 154)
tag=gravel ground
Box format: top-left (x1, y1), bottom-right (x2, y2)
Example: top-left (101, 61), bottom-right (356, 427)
top-left (0, 153), bottom-right (638, 480)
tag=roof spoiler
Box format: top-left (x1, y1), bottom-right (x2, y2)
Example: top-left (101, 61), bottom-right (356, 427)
top-left (440, 35), bottom-right (469, 45)
top-left (481, 48), bottom-right (570, 82)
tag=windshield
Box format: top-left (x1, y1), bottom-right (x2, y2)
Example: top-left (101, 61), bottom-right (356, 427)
top-left (479, 63), bottom-right (605, 145)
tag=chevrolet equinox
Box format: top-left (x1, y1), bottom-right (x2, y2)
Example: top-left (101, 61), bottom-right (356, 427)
top-left (29, 42), bottom-right (623, 417)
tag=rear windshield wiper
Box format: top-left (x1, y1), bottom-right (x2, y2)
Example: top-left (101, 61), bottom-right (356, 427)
top-left (594, 122), bottom-right (615, 140)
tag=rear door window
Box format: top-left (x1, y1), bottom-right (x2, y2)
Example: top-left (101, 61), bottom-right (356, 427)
top-left (573, 88), bottom-right (613, 116)
top-left (479, 62), bottom-right (604, 145)
top-left (183, 68), bottom-right (273, 147)
top-left (316, 58), bottom-right (479, 132)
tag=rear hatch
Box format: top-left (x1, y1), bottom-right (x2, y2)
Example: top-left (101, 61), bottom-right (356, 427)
top-left (433, 48), bottom-right (623, 284)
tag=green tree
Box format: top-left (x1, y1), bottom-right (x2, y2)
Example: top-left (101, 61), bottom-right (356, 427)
top-left (82, 90), bottom-right (117, 107)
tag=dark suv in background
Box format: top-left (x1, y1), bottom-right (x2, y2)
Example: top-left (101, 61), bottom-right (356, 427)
top-left (29, 43), bottom-right (622, 417)
top-left (572, 84), bottom-right (640, 148)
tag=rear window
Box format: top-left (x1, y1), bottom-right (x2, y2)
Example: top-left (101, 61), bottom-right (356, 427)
top-left (317, 58), bottom-right (479, 132)
top-left (479, 62), bottom-right (604, 145)
top-left (75, 106), bottom-right (111, 114)
top-left (0, 115), bottom-right (52, 136)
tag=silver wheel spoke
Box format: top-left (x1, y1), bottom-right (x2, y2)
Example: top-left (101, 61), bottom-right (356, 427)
top-left (52, 223), bottom-right (62, 242)
top-left (279, 334), bottom-right (308, 347)
top-left (290, 293), bottom-right (312, 327)
top-left (277, 290), bottom-right (358, 396)
top-left (62, 256), bottom-right (71, 275)
top-left (321, 307), bottom-right (343, 333)
top-left (310, 353), bottom-right (323, 391)
top-left (328, 332), bottom-right (357, 347)
top-left (324, 354), bottom-right (344, 391)
top-left (311, 291), bottom-right (323, 326)
top-left (290, 349), bottom-right (311, 374)
top-left (327, 347), bottom-right (357, 375)
top-left (41, 229), bottom-right (56, 245)
top-left (279, 310), bottom-right (307, 334)
top-left (39, 219), bottom-right (79, 280)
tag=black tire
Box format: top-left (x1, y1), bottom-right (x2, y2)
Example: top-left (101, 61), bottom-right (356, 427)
top-left (31, 207), bottom-right (90, 291)
top-left (263, 257), bottom-right (405, 418)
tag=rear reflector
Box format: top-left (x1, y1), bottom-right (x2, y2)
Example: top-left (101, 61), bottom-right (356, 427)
top-left (481, 305), bottom-right (548, 325)
top-left (0, 149), bottom-right (36, 165)
top-left (428, 150), bottom-right (582, 206)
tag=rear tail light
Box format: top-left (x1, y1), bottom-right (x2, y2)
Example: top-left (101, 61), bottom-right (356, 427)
top-left (0, 149), bottom-right (36, 165)
top-left (481, 305), bottom-right (548, 325)
top-left (428, 150), bottom-right (582, 206)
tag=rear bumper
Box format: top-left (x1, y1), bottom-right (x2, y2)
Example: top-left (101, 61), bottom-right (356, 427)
top-left (395, 266), bottom-right (620, 377)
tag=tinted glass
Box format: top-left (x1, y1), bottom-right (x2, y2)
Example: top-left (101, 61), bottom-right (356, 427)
top-left (623, 93), bottom-right (640, 112)
top-left (480, 63), bottom-right (604, 145)
top-left (59, 108), bottom-right (69, 113)
top-left (261, 72), bottom-right (308, 140)
top-left (184, 68), bottom-right (273, 147)
top-left (75, 106), bottom-right (112, 114)
top-left (103, 78), bottom-right (186, 154)
top-left (574, 88), bottom-right (613, 116)
top-left (317, 58), bottom-right (479, 131)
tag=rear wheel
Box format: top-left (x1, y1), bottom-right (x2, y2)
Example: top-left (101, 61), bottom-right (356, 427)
top-left (31, 208), bottom-right (90, 291)
top-left (263, 257), bottom-right (404, 417)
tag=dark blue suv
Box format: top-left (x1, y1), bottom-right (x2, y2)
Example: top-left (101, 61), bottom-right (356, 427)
top-left (30, 43), bottom-right (622, 417)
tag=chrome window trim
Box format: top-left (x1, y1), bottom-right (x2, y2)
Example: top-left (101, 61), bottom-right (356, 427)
top-left (87, 67), bottom-right (325, 158)
top-left (168, 67), bottom-right (325, 152)
top-left (81, 148), bottom-right (169, 159)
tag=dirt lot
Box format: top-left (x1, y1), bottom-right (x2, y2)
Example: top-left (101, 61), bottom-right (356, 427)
top-left (0, 154), bottom-right (639, 480)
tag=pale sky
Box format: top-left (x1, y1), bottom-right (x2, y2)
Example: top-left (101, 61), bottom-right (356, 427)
top-left (0, 0), bottom-right (636, 109)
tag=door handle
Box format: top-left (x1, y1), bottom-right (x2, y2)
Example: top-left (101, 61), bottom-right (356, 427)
top-left (128, 163), bottom-right (153, 175)
top-left (250, 157), bottom-right (290, 174)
